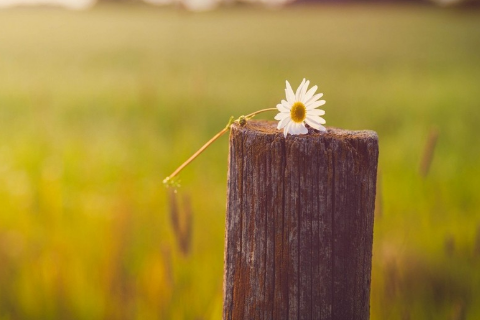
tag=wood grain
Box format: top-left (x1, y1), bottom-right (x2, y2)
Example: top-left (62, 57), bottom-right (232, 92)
top-left (223, 120), bottom-right (378, 320)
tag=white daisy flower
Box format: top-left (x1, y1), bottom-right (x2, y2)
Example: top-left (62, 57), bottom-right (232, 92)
top-left (274, 78), bottom-right (326, 137)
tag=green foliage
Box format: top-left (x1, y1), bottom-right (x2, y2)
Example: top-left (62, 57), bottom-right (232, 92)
top-left (0, 3), bottom-right (479, 319)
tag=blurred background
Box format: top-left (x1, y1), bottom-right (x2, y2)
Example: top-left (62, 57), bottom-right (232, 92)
top-left (0, 0), bottom-right (479, 319)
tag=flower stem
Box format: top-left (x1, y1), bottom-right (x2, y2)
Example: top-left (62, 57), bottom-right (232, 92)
top-left (163, 126), bottom-right (229, 185)
top-left (245, 107), bottom-right (277, 119)
top-left (163, 108), bottom-right (278, 186)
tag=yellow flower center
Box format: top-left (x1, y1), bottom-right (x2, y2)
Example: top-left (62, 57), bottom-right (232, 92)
top-left (290, 102), bottom-right (306, 123)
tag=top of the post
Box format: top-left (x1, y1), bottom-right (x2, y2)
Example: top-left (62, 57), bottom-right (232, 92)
top-left (231, 120), bottom-right (378, 142)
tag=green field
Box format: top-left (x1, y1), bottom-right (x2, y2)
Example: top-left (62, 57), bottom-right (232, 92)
top-left (0, 3), bottom-right (479, 319)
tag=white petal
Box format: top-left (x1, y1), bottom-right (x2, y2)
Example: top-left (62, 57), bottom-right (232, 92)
top-left (306, 100), bottom-right (326, 110)
top-left (285, 81), bottom-right (295, 103)
top-left (305, 93), bottom-right (323, 106)
top-left (283, 121), bottom-right (295, 136)
top-left (295, 78), bottom-right (306, 101)
top-left (303, 85), bottom-right (317, 103)
top-left (307, 108), bottom-right (325, 116)
top-left (305, 118), bottom-right (327, 131)
top-left (284, 121), bottom-right (293, 137)
top-left (307, 115), bottom-right (326, 125)
top-left (305, 116), bottom-right (321, 127)
top-left (308, 122), bottom-right (326, 132)
top-left (291, 122), bottom-right (300, 134)
top-left (274, 112), bottom-right (288, 120)
top-left (281, 100), bottom-right (292, 110)
top-left (291, 122), bottom-right (308, 135)
top-left (298, 123), bottom-right (308, 134)
top-left (305, 117), bottom-right (321, 130)
top-left (277, 117), bottom-right (291, 130)
top-left (300, 80), bottom-right (309, 101)
top-left (276, 103), bottom-right (289, 113)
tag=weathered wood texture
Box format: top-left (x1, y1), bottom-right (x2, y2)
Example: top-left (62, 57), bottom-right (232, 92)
top-left (223, 120), bottom-right (378, 320)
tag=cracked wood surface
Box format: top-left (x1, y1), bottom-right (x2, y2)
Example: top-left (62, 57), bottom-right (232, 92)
top-left (223, 120), bottom-right (378, 320)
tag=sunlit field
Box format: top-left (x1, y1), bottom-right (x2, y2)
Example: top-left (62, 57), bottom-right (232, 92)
top-left (0, 3), bottom-right (479, 319)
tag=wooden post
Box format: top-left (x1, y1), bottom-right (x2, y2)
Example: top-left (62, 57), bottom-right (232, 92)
top-left (223, 120), bottom-right (379, 320)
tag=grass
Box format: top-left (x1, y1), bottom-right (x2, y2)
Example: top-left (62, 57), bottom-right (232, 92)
top-left (0, 2), bottom-right (479, 319)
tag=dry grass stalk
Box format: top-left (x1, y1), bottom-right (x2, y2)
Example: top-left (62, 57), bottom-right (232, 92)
top-left (161, 244), bottom-right (174, 287)
top-left (179, 194), bottom-right (192, 256)
top-left (451, 300), bottom-right (467, 320)
top-left (444, 235), bottom-right (455, 257)
top-left (167, 189), bottom-right (193, 257)
top-left (419, 127), bottom-right (440, 178)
